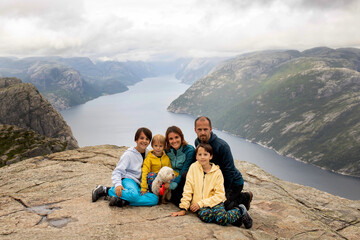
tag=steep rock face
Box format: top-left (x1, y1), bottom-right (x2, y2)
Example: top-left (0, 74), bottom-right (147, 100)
top-left (0, 77), bottom-right (78, 149)
top-left (168, 48), bottom-right (360, 177)
top-left (0, 77), bottom-right (22, 87)
top-left (0, 145), bottom-right (359, 239)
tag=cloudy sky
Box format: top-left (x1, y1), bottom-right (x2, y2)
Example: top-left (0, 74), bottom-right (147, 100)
top-left (0, 0), bottom-right (359, 61)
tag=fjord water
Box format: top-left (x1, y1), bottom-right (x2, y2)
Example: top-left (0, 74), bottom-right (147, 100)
top-left (61, 75), bottom-right (360, 200)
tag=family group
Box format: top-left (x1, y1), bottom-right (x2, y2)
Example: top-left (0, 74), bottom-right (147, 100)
top-left (92, 116), bottom-right (253, 228)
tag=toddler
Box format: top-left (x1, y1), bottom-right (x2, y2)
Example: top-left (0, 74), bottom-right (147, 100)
top-left (140, 134), bottom-right (172, 195)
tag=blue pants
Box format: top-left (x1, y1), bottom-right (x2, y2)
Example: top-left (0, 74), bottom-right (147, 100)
top-left (108, 178), bottom-right (158, 206)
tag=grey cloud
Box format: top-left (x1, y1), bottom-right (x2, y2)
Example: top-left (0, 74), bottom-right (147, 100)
top-left (195, 0), bottom-right (274, 10)
top-left (0, 0), bottom-right (85, 29)
top-left (294, 0), bottom-right (358, 10)
top-left (0, 0), bottom-right (359, 60)
top-left (199, 0), bottom-right (357, 10)
top-left (0, 0), bottom-right (83, 17)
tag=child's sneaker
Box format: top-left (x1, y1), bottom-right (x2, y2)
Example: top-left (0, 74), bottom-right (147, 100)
top-left (92, 185), bottom-right (107, 202)
top-left (232, 217), bottom-right (243, 227)
top-left (242, 191), bottom-right (253, 210)
top-left (238, 204), bottom-right (253, 229)
top-left (109, 197), bottom-right (129, 207)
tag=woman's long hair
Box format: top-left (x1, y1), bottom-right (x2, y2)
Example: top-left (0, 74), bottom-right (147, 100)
top-left (165, 126), bottom-right (188, 151)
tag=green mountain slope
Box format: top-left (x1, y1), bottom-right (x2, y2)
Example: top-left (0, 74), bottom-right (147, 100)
top-left (0, 124), bottom-right (68, 167)
top-left (168, 47), bottom-right (360, 177)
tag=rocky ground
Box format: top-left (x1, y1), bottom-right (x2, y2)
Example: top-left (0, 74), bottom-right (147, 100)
top-left (0, 145), bottom-right (359, 240)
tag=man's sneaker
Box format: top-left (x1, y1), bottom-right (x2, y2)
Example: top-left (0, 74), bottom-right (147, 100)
top-left (109, 197), bottom-right (129, 207)
top-left (92, 185), bottom-right (107, 202)
top-left (242, 191), bottom-right (253, 210)
top-left (239, 204), bottom-right (253, 229)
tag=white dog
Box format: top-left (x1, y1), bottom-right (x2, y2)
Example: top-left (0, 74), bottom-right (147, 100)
top-left (152, 166), bottom-right (175, 204)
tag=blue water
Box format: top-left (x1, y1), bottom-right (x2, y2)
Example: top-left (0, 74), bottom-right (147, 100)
top-left (61, 75), bottom-right (360, 200)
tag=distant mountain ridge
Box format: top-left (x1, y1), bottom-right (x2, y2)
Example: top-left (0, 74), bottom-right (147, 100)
top-left (0, 57), bottom-right (155, 110)
top-left (0, 56), bottom-right (224, 110)
top-left (168, 47), bottom-right (360, 177)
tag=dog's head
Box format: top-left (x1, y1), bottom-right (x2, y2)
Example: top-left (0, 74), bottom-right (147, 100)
top-left (158, 166), bottom-right (175, 183)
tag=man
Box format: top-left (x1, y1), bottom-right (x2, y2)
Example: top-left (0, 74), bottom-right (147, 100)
top-left (194, 116), bottom-right (253, 213)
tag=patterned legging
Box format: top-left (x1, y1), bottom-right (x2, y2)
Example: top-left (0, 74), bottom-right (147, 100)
top-left (197, 202), bottom-right (241, 226)
top-left (147, 172), bottom-right (157, 192)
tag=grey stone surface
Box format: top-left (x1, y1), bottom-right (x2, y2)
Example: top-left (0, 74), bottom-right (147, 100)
top-left (0, 145), bottom-right (359, 239)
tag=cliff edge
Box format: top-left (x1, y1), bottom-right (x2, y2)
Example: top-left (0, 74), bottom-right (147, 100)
top-left (1, 145), bottom-right (359, 239)
top-left (0, 77), bottom-right (78, 149)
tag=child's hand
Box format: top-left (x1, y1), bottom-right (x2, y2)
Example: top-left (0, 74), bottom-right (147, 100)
top-left (115, 186), bottom-right (125, 197)
top-left (190, 203), bottom-right (200, 212)
top-left (141, 191), bottom-right (147, 195)
top-left (171, 210), bottom-right (186, 217)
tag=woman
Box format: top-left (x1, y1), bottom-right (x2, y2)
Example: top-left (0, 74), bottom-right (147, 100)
top-left (165, 126), bottom-right (196, 205)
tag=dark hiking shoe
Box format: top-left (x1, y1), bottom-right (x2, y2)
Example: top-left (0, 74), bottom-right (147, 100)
top-left (238, 204), bottom-right (253, 229)
top-left (92, 185), bottom-right (107, 202)
top-left (224, 199), bottom-right (236, 211)
top-left (109, 197), bottom-right (129, 207)
top-left (232, 216), bottom-right (243, 227)
top-left (242, 191), bottom-right (253, 210)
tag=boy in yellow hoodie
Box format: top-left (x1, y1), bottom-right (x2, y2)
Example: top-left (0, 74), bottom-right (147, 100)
top-left (171, 143), bottom-right (253, 229)
top-left (140, 134), bottom-right (172, 195)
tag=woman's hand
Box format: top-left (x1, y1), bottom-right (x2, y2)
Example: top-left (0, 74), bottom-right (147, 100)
top-left (141, 191), bottom-right (147, 195)
top-left (190, 203), bottom-right (200, 212)
top-left (164, 182), bottom-right (170, 189)
top-left (171, 210), bottom-right (186, 217)
top-left (115, 185), bottom-right (125, 197)
top-left (169, 182), bottom-right (178, 190)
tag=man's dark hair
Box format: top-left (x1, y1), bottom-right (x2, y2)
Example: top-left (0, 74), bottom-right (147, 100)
top-left (194, 116), bottom-right (212, 128)
top-left (134, 127), bottom-right (152, 141)
top-left (195, 143), bottom-right (213, 156)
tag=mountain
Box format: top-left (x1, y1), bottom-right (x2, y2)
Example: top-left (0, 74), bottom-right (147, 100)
top-left (0, 77), bottom-right (78, 165)
top-left (0, 57), bottom-right (102, 110)
top-left (25, 62), bottom-right (101, 110)
top-left (0, 57), bottom-right (157, 110)
top-left (1, 145), bottom-right (359, 239)
top-left (175, 57), bottom-right (227, 84)
top-left (0, 56), bottom-right (226, 110)
top-left (168, 47), bottom-right (360, 177)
